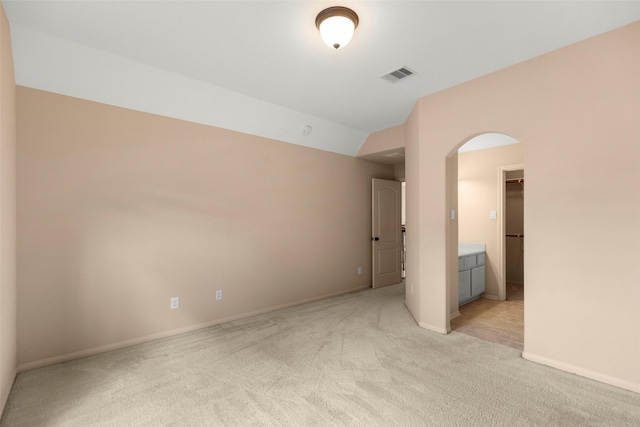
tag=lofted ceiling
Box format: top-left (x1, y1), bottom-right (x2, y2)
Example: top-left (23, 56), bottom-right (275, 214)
top-left (3, 1), bottom-right (640, 156)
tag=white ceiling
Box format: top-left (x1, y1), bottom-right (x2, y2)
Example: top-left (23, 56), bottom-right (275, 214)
top-left (459, 133), bottom-right (520, 153)
top-left (3, 1), bottom-right (640, 156)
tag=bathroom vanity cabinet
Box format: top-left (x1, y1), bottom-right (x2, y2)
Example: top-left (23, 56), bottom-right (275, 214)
top-left (458, 244), bottom-right (486, 306)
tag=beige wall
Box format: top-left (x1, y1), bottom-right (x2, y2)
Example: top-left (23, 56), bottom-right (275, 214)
top-left (0, 3), bottom-right (17, 412)
top-left (16, 87), bottom-right (394, 368)
top-left (404, 22), bottom-right (640, 392)
top-left (458, 144), bottom-right (524, 298)
top-left (393, 163), bottom-right (405, 181)
top-left (357, 124), bottom-right (405, 157)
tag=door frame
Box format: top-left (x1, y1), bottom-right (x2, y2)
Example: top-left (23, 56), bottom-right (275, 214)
top-left (496, 163), bottom-right (524, 301)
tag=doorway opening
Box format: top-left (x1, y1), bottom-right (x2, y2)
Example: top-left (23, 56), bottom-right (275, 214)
top-left (503, 169), bottom-right (524, 302)
top-left (401, 181), bottom-right (406, 279)
top-left (450, 134), bottom-right (525, 351)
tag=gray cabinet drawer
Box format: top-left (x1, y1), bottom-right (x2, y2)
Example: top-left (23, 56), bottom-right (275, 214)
top-left (458, 255), bottom-right (476, 270)
top-left (458, 253), bottom-right (484, 271)
top-left (463, 255), bottom-right (478, 270)
top-left (477, 253), bottom-right (485, 266)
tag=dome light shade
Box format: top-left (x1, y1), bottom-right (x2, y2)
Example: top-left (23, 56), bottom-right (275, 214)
top-left (315, 7), bottom-right (359, 50)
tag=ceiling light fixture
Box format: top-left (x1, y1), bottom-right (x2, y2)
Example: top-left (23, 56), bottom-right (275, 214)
top-left (315, 6), bottom-right (359, 50)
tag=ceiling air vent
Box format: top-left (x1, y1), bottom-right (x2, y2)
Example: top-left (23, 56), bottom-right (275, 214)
top-left (381, 66), bottom-right (415, 83)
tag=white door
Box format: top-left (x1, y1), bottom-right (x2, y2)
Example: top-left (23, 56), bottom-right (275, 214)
top-left (372, 178), bottom-right (402, 288)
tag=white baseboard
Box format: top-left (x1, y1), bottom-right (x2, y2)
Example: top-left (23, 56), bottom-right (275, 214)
top-left (450, 310), bottom-right (461, 320)
top-left (481, 294), bottom-right (499, 301)
top-left (522, 351), bottom-right (640, 394)
top-left (1, 367), bottom-right (17, 416)
top-left (18, 285), bottom-right (370, 372)
top-left (418, 321), bottom-right (450, 334)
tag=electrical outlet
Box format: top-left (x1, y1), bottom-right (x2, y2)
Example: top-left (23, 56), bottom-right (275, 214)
top-left (357, 266), bottom-right (362, 275)
top-left (170, 297), bottom-right (179, 309)
top-left (216, 290), bottom-right (223, 301)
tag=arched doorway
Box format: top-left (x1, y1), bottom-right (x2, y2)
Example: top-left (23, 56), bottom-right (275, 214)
top-left (446, 132), bottom-right (525, 350)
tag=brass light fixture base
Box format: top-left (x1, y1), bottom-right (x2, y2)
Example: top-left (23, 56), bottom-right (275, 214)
top-left (315, 6), bottom-right (360, 30)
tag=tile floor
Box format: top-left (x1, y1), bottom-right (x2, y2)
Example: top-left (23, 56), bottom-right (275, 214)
top-left (450, 283), bottom-right (524, 351)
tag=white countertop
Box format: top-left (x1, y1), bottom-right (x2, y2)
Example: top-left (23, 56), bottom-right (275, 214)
top-left (458, 243), bottom-right (485, 256)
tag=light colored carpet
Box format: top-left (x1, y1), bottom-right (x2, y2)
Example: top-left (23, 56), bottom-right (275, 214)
top-left (2, 283), bottom-right (639, 426)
